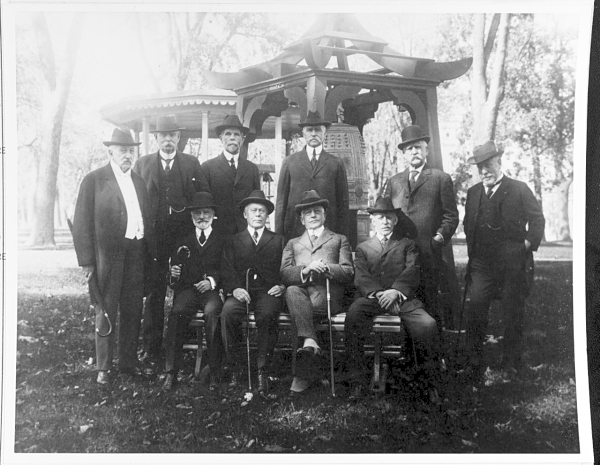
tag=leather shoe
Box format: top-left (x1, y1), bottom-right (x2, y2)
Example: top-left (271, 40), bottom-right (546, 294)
top-left (96, 370), bottom-right (109, 385)
top-left (257, 369), bottom-right (269, 393)
top-left (162, 372), bottom-right (178, 391)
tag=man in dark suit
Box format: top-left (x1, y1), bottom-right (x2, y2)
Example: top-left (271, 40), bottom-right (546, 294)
top-left (73, 128), bottom-right (155, 384)
top-left (463, 141), bottom-right (545, 377)
top-left (385, 125), bottom-right (458, 326)
top-left (344, 196), bottom-right (440, 403)
top-left (220, 190), bottom-right (286, 393)
top-left (276, 111), bottom-right (350, 242)
top-left (280, 190), bottom-right (354, 394)
top-left (133, 115), bottom-right (207, 370)
top-left (201, 115), bottom-right (261, 237)
top-left (162, 192), bottom-right (225, 391)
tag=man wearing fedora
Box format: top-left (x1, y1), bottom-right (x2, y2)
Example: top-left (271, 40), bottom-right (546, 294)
top-left (220, 190), bottom-right (286, 392)
top-left (133, 115), bottom-right (207, 371)
top-left (276, 111), bottom-right (350, 242)
top-left (162, 192), bottom-right (225, 391)
top-left (201, 115), bottom-right (261, 237)
top-left (73, 128), bottom-right (156, 384)
top-left (344, 196), bottom-right (440, 403)
top-left (385, 124), bottom-right (458, 328)
top-left (280, 190), bottom-right (354, 394)
top-left (463, 141), bottom-right (545, 378)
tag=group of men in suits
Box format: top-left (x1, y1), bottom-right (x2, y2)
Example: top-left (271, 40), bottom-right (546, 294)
top-left (73, 109), bottom-right (544, 397)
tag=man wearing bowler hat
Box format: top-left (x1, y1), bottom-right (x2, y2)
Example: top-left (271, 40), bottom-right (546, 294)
top-left (73, 128), bottom-right (156, 384)
top-left (385, 125), bottom-right (458, 328)
top-left (463, 141), bottom-right (545, 379)
top-left (162, 192), bottom-right (225, 391)
top-left (133, 115), bottom-right (208, 372)
top-left (276, 111), bottom-right (350, 242)
top-left (344, 196), bottom-right (440, 403)
top-left (220, 190), bottom-right (286, 392)
top-left (280, 190), bottom-right (354, 394)
top-left (201, 115), bottom-right (261, 237)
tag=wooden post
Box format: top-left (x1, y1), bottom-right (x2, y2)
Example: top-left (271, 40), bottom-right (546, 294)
top-left (202, 110), bottom-right (209, 161)
top-left (142, 116), bottom-right (150, 156)
top-left (425, 87), bottom-right (444, 171)
top-left (272, 115), bottom-right (283, 227)
top-left (306, 75), bottom-right (327, 116)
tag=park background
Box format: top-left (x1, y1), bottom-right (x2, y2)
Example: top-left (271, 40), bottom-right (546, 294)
top-left (2, 0), bottom-right (594, 462)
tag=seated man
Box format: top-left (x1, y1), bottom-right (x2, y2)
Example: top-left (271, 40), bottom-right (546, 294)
top-left (280, 190), bottom-right (354, 394)
top-left (163, 192), bottom-right (225, 391)
top-left (344, 196), bottom-right (440, 404)
top-left (220, 190), bottom-right (286, 393)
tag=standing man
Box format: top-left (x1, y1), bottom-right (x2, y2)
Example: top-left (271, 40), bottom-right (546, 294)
top-left (220, 190), bottom-right (286, 393)
top-left (163, 192), bottom-right (225, 391)
top-left (133, 115), bottom-right (207, 372)
top-left (280, 190), bottom-right (354, 394)
top-left (385, 125), bottom-right (458, 326)
top-left (463, 141), bottom-right (545, 378)
top-left (73, 128), bottom-right (155, 384)
top-left (202, 115), bottom-right (261, 237)
top-left (276, 111), bottom-right (350, 242)
top-left (344, 196), bottom-right (440, 403)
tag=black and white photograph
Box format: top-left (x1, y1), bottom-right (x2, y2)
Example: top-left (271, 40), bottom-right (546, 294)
top-left (0, 0), bottom-right (594, 463)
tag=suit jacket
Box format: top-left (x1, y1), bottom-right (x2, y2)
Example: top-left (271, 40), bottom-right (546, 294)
top-left (280, 228), bottom-right (354, 312)
top-left (201, 153), bottom-right (261, 236)
top-left (464, 175), bottom-right (545, 257)
top-left (170, 230), bottom-right (226, 293)
top-left (275, 148), bottom-right (349, 241)
top-left (221, 228), bottom-right (285, 295)
top-left (72, 163), bottom-right (156, 296)
top-left (354, 233), bottom-right (423, 313)
top-left (385, 164), bottom-right (458, 276)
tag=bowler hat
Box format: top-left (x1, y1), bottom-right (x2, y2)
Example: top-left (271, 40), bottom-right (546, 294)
top-left (397, 125), bottom-right (430, 150)
top-left (295, 190), bottom-right (329, 215)
top-left (467, 141), bottom-right (504, 164)
top-left (238, 189), bottom-right (274, 214)
top-left (298, 111), bottom-right (331, 129)
top-left (103, 128), bottom-right (141, 147)
top-left (215, 115), bottom-right (250, 136)
top-left (150, 115), bottom-right (184, 133)
top-left (367, 196), bottom-right (404, 215)
top-left (185, 191), bottom-right (218, 214)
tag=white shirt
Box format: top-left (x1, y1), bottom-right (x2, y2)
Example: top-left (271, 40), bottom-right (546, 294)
top-left (247, 226), bottom-right (265, 244)
top-left (408, 163), bottom-right (425, 183)
top-left (307, 145), bottom-right (323, 162)
top-left (110, 161), bottom-right (144, 239)
top-left (376, 232), bottom-right (393, 244)
top-left (486, 173), bottom-right (504, 198)
top-left (224, 153), bottom-right (240, 169)
top-left (159, 150), bottom-right (176, 170)
top-left (307, 225), bottom-right (325, 238)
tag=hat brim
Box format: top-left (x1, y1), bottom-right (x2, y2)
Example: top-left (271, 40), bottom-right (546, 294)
top-left (185, 204), bottom-right (218, 213)
top-left (103, 141), bottom-right (142, 147)
top-left (367, 207), bottom-right (404, 215)
top-left (149, 128), bottom-right (185, 134)
top-left (298, 121), bottom-right (332, 129)
top-left (215, 124), bottom-right (250, 136)
top-left (238, 197), bottom-right (274, 214)
top-left (295, 199), bottom-right (329, 214)
top-left (397, 135), bottom-right (430, 150)
top-left (466, 149), bottom-right (504, 164)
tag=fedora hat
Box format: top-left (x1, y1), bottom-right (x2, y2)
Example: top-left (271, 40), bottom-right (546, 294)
top-left (298, 110), bottom-right (331, 129)
top-left (215, 114), bottom-right (250, 136)
top-left (467, 141), bottom-right (504, 164)
top-left (238, 189), bottom-right (274, 214)
top-left (367, 196), bottom-right (404, 215)
top-left (150, 115), bottom-right (184, 133)
top-left (397, 125), bottom-right (430, 150)
top-left (185, 191), bottom-right (218, 213)
top-left (103, 128), bottom-right (141, 147)
top-left (295, 190), bottom-right (329, 215)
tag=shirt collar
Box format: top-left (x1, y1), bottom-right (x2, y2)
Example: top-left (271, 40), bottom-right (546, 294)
top-left (410, 164), bottom-right (425, 175)
top-left (307, 225), bottom-right (325, 237)
top-left (376, 232), bottom-right (393, 242)
top-left (196, 226), bottom-right (212, 238)
top-left (307, 145), bottom-right (323, 156)
top-left (159, 150), bottom-right (176, 161)
top-left (224, 153), bottom-right (239, 162)
top-left (247, 225), bottom-right (265, 236)
top-left (110, 161), bottom-right (132, 178)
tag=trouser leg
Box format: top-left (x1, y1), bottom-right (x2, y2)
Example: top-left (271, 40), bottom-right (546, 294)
top-left (344, 297), bottom-right (383, 372)
top-left (95, 257), bottom-right (123, 371)
top-left (400, 303), bottom-right (439, 385)
top-left (221, 297), bottom-right (246, 368)
top-left (164, 288), bottom-right (197, 374)
top-left (203, 292), bottom-right (224, 372)
top-left (143, 253), bottom-right (168, 358)
top-left (253, 293), bottom-right (283, 370)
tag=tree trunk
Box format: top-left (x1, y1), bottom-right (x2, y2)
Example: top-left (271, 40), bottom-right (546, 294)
top-left (556, 174), bottom-right (573, 241)
top-left (27, 13), bottom-right (84, 247)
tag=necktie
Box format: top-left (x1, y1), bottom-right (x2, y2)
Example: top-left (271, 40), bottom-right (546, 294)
top-left (311, 149), bottom-right (317, 170)
top-left (486, 186), bottom-right (494, 199)
top-left (198, 230), bottom-right (206, 246)
top-left (309, 233), bottom-right (317, 245)
top-left (230, 157), bottom-right (236, 174)
top-left (162, 158), bottom-right (173, 174)
top-left (409, 170), bottom-right (418, 191)
top-left (253, 230), bottom-right (259, 245)
top-left (380, 236), bottom-right (388, 250)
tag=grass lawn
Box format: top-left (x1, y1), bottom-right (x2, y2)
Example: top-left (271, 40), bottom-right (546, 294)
top-left (13, 243), bottom-right (577, 454)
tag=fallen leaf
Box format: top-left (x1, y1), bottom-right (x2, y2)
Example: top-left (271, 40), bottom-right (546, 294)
top-left (368, 435), bottom-right (381, 442)
top-left (315, 435), bottom-right (332, 442)
top-left (176, 404), bottom-right (192, 409)
top-left (246, 439), bottom-right (255, 448)
top-left (79, 424), bottom-right (93, 434)
top-left (264, 444), bottom-right (287, 452)
top-left (18, 336), bottom-right (38, 343)
top-left (569, 378), bottom-right (576, 386)
top-left (462, 439), bottom-right (478, 447)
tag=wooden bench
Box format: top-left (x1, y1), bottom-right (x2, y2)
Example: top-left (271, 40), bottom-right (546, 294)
top-left (186, 310), bottom-right (409, 391)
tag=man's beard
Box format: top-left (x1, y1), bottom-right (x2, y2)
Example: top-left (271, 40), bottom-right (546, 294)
top-left (162, 145), bottom-right (175, 154)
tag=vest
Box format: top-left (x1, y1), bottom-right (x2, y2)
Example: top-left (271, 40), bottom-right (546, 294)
top-left (475, 188), bottom-right (507, 245)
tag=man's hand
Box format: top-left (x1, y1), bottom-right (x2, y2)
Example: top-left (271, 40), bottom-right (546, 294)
top-left (233, 288), bottom-right (251, 303)
top-left (303, 259), bottom-right (330, 276)
top-left (82, 265), bottom-right (95, 283)
top-left (194, 280), bottom-right (212, 294)
top-left (432, 233), bottom-right (444, 249)
top-left (170, 265), bottom-right (181, 279)
top-left (524, 239), bottom-right (531, 251)
top-left (376, 289), bottom-right (400, 310)
top-left (267, 284), bottom-right (286, 297)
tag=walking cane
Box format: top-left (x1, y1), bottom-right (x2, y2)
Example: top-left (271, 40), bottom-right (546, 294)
top-left (245, 268), bottom-right (254, 391)
top-left (325, 277), bottom-right (336, 397)
top-left (454, 264), bottom-right (471, 361)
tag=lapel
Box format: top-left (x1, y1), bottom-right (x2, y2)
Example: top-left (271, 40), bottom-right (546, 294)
top-left (132, 172), bottom-right (146, 211)
top-left (240, 228), bottom-right (256, 251)
top-left (255, 228), bottom-right (274, 253)
top-left (312, 149), bottom-right (330, 177)
top-left (147, 152), bottom-right (161, 192)
top-left (382, 234), bottom-right (402, 258)
top-left (411, 166), bottom-right (430, 195)
top-left (103, 164), bottom-right (125, 207)
top-left (217, 153), bottom-right (237, 183)
top-left (469, 183), bottom-right (484, 226)
top-left (312, 227), bottom-right (334, 252)
top-left (491, 176), bottom-right (510, 205)
top-left (298, 230), bottom-right (314, 252)
top-left (363, 235), bottom-right (383, 255)
top-left (299, 149), bottom-right (316, 177)
top-left (234, 158), bottom-right (247, 186)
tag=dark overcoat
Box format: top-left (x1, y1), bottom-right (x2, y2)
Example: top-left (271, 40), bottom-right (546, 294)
top-left (201, 153), bottom-right (261, 236)
top-left (275, 148), bottom-right (349, 241)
